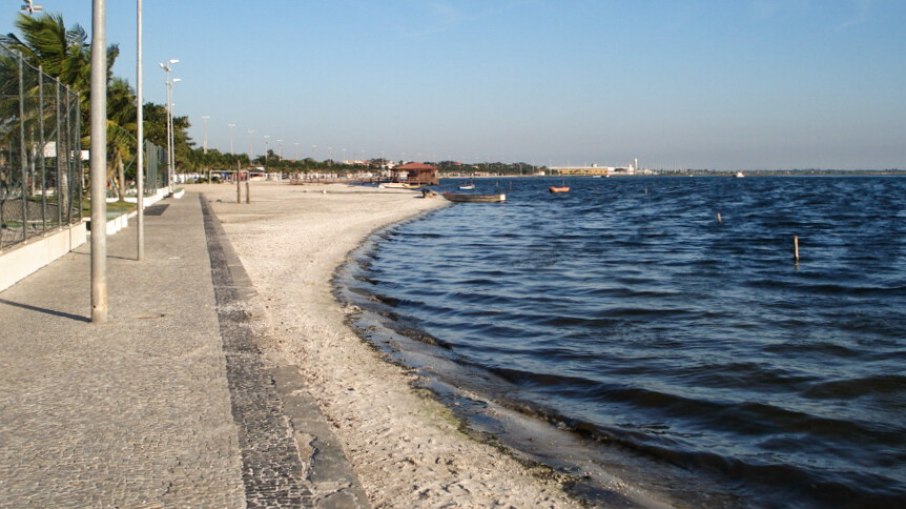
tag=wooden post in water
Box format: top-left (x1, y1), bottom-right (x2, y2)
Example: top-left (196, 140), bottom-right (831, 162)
top-left (793, 235), bottom-right (800, 263)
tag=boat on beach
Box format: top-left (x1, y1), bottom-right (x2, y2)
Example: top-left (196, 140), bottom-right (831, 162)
top-left (442, 192), bottom-right (506, 203)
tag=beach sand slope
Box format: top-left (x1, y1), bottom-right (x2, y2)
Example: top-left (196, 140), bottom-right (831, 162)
top-left (198, 182), bottom-right (583, 509)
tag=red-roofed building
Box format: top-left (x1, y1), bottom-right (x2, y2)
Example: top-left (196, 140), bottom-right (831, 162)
top-left (392, 162), bottom-right (439, 186)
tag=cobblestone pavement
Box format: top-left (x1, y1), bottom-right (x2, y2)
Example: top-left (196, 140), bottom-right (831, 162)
top-left (0, 193), bottom-right (369, 508)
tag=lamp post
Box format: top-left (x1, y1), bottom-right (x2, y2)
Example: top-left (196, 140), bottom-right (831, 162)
top-left (264, 135), bottom-right (270, 170)
top-left (201, 115), bottom-right (210, 155)
top-left (21, 1), bottom-right (43, 14)
top-left (247, 129), bottom-right (254, 162)
top-left (228, 123), bottom-right (236, 153)
top-left (169, 78), bottom-right (180, 181)
top-left (159, 59), bottom-right (178, 188)
top-left (90, 0), bottom-right (107, 323)
top-left (136, 0), bottom-right (144, 261)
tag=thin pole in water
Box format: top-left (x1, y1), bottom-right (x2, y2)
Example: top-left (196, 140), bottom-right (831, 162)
top-left (716, 211), bottom-right (722, 224)
top-left (793, 235), bottom-right (800, 263)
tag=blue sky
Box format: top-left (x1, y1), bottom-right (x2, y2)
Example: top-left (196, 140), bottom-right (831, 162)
top-left (2, 0), bottom-right (904, 170)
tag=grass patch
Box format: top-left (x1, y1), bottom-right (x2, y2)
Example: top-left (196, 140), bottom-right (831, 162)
top-left (81, 199), bottom-right (137, 217)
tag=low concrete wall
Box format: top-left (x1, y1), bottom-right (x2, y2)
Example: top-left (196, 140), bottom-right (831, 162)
top-left (0, 222), bottom-right (87, 292)
top-left (0, 189), bottom-right (171, 293)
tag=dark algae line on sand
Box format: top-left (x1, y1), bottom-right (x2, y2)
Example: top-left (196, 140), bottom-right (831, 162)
top-left (337, 176), bottom-right (906, 508)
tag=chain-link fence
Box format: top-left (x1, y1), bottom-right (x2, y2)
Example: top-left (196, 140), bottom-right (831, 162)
top-left (145, 140), bottom-right (166, 192)
top-left (1, 42), bottom-right (83, 251)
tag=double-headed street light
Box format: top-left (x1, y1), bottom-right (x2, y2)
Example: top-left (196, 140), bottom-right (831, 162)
top-left (21, 1), bottom-right (43, 14)
top-left (159, 58), bottom-right (178, 187)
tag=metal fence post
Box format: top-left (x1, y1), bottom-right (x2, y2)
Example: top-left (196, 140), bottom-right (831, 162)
top-left (55, 79), bottom-right (63, 228)
top-left (19, 51), bottom-right (28, 244)
top-left (39, 66), bottom-right (47, 235)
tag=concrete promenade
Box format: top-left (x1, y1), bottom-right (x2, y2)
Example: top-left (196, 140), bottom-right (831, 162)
top-left (0, 193), bottom-right (368, 508)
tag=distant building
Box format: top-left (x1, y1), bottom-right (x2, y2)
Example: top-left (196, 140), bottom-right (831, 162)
top-left (550, 160), bottom-right (641, 176)
top-left (392, 162), bottom-right (439, 185)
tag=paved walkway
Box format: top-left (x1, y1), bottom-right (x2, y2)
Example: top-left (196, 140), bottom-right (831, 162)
top-left (0, 193), bottom-right (368, 509)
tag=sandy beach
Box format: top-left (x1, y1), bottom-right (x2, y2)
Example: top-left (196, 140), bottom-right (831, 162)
top-left (195, 181), bottom-right (585, 509)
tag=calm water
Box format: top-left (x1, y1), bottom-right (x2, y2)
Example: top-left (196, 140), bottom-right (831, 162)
top-left (337, 176), bottom-right (906, 508)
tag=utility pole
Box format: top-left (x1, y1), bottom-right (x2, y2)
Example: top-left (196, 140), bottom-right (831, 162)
top-left (90, 0), bottom-right (108, 323)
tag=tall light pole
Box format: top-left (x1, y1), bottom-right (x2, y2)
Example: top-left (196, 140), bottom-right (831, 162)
top-left (169, 78), bottom-right (181, 181)
top-left (201, 115), bottom-right (210, 155)
top-left (263, 135), bottom-right (270, 170)
top-left (21, 1), bottom-right (43, 14)
top-left (90, 0), bottom-right (108, 323)
top-left (159, 59), bottom-right (178, 188)
top-left (228, 123), bottom-right (236, 153)
top-left (247, 129), bottom-right (254, 162)
top-left (136, 0), bottom-right (144, 261)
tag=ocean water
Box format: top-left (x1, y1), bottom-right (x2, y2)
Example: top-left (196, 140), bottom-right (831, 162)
top-left (336, 176), bottom-right (906, 508)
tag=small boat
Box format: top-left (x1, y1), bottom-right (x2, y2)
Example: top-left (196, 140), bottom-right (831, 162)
top-left (379, 182), bottom-right (408, 188)
top-left (458, 182), bottom-right (476, 190)
top-left (735, 171), bottom-right (745, 178)
top-left (442, 192), bottom-right (506, 203)
top-left (549, 185), bottom-right (570, 193)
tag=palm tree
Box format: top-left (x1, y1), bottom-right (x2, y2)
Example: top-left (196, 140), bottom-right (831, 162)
top-left (3, 12), bottom-right (147, 203)
top-left (0, 14), bottom-right (91, 221)
top-left (2, 12), bottom-right (119, 136)
top-left (106, 77), bottom-right (136, 201)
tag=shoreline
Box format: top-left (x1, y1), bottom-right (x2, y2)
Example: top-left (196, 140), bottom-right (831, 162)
top-left (195, 181), bottom-right (590, 508)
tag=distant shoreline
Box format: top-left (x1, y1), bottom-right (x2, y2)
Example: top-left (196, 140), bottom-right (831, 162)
top-left (435, 170), bottom-right (906, 180)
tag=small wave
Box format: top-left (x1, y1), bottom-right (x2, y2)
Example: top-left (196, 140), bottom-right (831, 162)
top-left (804, 374), bottom-right (906, 399)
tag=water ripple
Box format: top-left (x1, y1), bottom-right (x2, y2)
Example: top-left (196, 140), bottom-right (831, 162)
top-left (340, 176), bottom-right (906, 508)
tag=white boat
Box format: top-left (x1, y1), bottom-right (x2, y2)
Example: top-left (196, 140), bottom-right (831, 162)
top-left (458, 183), bottom-right (476, 190)
top-left (735, 171), bottom-right (745, 178)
